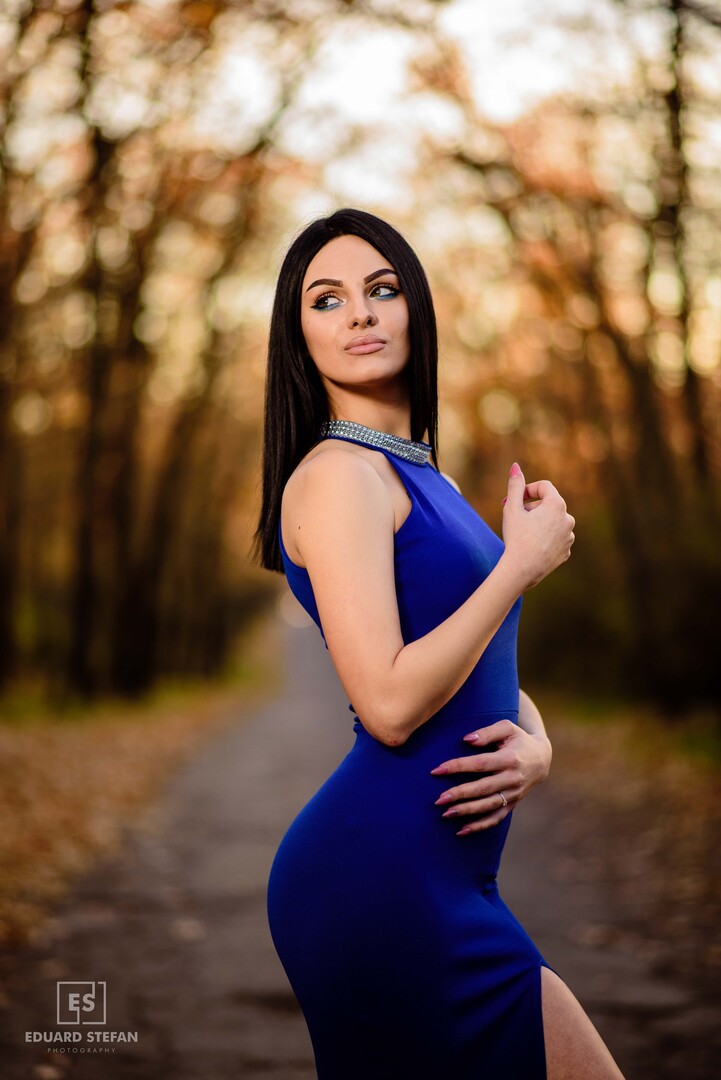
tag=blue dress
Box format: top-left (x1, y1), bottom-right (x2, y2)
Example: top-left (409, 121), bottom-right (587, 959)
top-left (268, 433), bottom-right (558, 1078)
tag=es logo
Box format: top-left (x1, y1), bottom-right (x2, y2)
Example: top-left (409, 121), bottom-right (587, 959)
top-left (57, 981), bottom-right (107, 1025)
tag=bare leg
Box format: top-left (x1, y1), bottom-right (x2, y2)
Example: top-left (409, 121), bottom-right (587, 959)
top-left (541, 967), bottom-right (626, 1080)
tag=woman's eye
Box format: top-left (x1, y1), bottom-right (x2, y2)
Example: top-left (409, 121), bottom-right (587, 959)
top-left (371, 283), bottom-right (400, 299)
top-left (311, 292), bottom-right (341, 310)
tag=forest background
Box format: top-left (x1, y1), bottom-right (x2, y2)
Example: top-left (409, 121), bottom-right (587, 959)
top-left (0, 0), bottom-right (719, 726)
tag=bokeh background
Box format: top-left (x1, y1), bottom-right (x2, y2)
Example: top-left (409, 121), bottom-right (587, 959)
top-left (1, 0), bottom-right (719, 710)
top-left (0, 1), bottom-right (719, 1073)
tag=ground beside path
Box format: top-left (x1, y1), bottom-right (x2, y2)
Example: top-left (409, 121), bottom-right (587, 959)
top-left (0, 613), bottom-right (717, 1079)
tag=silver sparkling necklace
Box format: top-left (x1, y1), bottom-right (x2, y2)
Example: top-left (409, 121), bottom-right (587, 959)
top-left (318, 419), bottom-right (432, 465)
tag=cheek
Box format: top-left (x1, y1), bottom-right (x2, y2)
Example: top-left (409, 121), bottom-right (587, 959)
top-left (301, 312), bottom-right (336, 362)
top-left (300, 312), bottom-right (319, 354)
top-left (391, 299), bottom-right (410, 340)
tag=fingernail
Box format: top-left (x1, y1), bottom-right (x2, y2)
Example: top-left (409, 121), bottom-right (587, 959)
top-left (501, 496), bottom-right (507, 506)
top-left (456, 827), bottom-right (472, 836)
top-left (442, 808), bottom-right (459, 817)
top-left (430, 766), bottom-right (448, 775)
top-left (510, 462), bottom-right (522, 478)
top-left (435, 792), bottom-right (453, 804)
top-left (463, 732), bottom-right (479, 742)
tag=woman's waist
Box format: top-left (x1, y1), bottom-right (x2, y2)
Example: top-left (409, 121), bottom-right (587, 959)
top-left (434, 675), bottom-right (520, 718)
top-left (339, 719), bottom-right (517, 824)
top-left (352, 705), bottom-right (519, 752)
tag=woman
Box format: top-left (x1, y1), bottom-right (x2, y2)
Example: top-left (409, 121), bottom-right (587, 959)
top-left (254, 208), bottom-right (625, 1079)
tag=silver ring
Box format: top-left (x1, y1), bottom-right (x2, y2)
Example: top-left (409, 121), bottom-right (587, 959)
top-left (499, 792), bottom-right (508, 808)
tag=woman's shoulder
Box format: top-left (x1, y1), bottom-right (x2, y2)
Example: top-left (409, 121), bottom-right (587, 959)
top-left (287, 439), bottom-right (382, 496)
top-left (281, 442), bottom-right (390, 564)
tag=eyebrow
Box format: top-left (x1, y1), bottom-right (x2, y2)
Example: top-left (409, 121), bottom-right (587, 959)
top-left (304, 267), bottom-right (398, 292)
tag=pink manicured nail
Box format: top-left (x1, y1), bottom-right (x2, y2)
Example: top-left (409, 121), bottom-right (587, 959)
top-left (435, 792), bottom-right (453, 804)
top-left (463, 732), bottom-right (479, 742)
top-left (442, 808), bottom-right (459, 817)
top-left (509, 462), bottom-right (522, 478)
top-left (501, 497), bottom-right (507, 506)
top-left (456, 826), bottom-right (472, 836)
top-left (430, 766), bottom-right (448, 775)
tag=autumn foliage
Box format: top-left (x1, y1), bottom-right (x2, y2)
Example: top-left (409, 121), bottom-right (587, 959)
top-left (0, 0), bottom-right (718, 715)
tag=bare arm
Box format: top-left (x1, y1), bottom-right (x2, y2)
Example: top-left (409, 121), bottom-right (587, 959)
top-left (518, 688), bottom-right (552, 763)
top-left (295, 452), bottom-right (574, 747)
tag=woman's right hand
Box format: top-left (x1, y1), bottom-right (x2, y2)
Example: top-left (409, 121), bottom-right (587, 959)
top-left (500, 462), bottom-right (575, 590)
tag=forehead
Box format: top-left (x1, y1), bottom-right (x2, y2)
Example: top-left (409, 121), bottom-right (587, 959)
top-left (302, 234), bottom-right (392, 284)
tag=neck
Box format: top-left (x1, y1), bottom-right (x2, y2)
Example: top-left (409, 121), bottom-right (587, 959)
top-left (326, 398), bottom-right (414, 442)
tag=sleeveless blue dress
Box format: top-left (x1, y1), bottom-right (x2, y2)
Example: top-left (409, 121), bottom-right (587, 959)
top-left (268, 433), bottom-right (558, 1078)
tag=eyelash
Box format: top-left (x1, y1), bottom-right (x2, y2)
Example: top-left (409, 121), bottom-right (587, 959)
top-left (311, 282), bottom-right (401, 310)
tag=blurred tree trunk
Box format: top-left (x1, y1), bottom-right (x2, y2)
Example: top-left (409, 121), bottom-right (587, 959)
top-left (65, 29), bottom-right (124, 698)
top-left (656, 0), bottom-right (714, 501)
top-left (116, 159), bottom-right (266, 694)
top-left (0, 358), bottom-right (22, 687)
top-left (0, 4), bottom-right (50, 688)
top-left (65, 1), bottom-right (220, 698)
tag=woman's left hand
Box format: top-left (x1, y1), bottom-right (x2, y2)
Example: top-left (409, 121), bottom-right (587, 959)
top-left (430, 719), bottom-right (552, 835)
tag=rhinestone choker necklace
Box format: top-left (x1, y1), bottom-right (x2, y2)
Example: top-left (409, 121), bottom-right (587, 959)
top-left (318, 419), bottom-right (432, 465)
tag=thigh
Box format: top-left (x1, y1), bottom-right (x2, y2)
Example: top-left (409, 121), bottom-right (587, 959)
top-left (541, 967), bottom-right (626, 1080)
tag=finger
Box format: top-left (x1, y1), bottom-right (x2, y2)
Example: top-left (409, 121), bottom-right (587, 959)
top-left (457, 808), bottom-right (511, 835)
top-left (505, 461), bottom-right (526, 509)
top-left (521, 479), bottom-right (560, 502)
top-left (440, 788), bottom-right (519, 817)
top-left (435, 771), bottom-right (519, 805)
top-left (462, 718), bottom-right (516, 746)
top-left (431, 748), bottom-right (515, 776)
top-left (503, 496), bottom-right (542, 511)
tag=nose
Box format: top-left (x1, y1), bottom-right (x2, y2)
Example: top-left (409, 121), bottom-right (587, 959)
top-left (346, 292), bottom-right (378, 329)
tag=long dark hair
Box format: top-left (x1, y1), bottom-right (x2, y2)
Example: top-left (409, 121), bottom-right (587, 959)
top-left (252, 207), bottom-right (440, 573)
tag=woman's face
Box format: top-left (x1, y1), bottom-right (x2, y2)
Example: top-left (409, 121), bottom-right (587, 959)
top-left (300, 234), bottom-right (410, 397)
